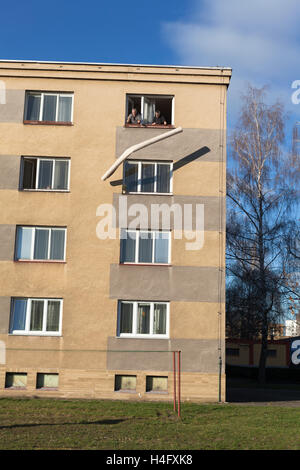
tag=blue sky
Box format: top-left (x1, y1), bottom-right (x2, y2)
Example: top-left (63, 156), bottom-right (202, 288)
top-left (2, 0), bottom-right (300, 143)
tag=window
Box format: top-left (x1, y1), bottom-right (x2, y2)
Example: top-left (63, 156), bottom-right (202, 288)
top-left (5, 373), bottom-right (27, 389)
top-left (114, 375), bottom-right (136, 392)
top-left (123, 161), bottom-right (172, 194)
top-left (9, 298), bottom-right (62, 335)
top-left (126, 94), bottom-right (174, 125)
top-left (24, 92), bottom-right (73, 123)
top-left (146, 376), bottom-right (168, 393)
top-left (36, 373), bottom-right (59, 389)
top-left (21, 157), bottom-right (70, 191)
top-left (118, 301), bottom-right (169, 338)
top-left (267, 349), bottom-right (277, 358)
top-left (120, 230), bottom-right (170, 264)
top-left (16, 226), bottom-right (66, 261)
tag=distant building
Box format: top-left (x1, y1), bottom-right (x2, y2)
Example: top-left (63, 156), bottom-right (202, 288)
top-left (226, 338), bottom-right (290, 368)
top-left (285, 319), bottom-right (300, 337)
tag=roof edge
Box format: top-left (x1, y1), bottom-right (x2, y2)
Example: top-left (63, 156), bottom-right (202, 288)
top-left (0, 58), bottom-right (232, 71)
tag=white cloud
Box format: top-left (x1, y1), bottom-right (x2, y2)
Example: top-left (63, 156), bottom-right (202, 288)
top-left (162, 0), bottom-right (300, 121)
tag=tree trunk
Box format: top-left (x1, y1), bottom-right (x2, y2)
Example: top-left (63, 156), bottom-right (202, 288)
top-left (258, 314), bottom-right (268, 384)
top-left (257, 186), bottom-right (268, 385)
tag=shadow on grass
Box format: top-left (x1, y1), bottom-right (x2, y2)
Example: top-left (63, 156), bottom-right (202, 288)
top-left (226, 378), bottom-right (300, 403)
top-left (0, 418), bottom-right (128, 430)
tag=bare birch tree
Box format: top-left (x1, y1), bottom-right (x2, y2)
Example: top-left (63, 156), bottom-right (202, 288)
top-left (226, 85), bottom-right (299, 384)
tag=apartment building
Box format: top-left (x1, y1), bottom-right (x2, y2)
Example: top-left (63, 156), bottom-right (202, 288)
top-left (0, 60), bottom-right (231, 401)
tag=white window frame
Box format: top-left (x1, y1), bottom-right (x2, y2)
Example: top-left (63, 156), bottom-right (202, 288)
top-left (25, 92), bottom-right (74, 123)
top-left (126, 94), bottom-right (174, 125)
top-left (16, 226), bottom-right (67, 261)
top-left (124, 160), bottom-right (173, 195)
top-left (22, 157), bottom-right (70, 192)
top-left (10, 298), bottom-right (63, 336)
top-left (121, 229), bottom-right (171, 265)
top-left (117, 301), bottom-right (170, 339)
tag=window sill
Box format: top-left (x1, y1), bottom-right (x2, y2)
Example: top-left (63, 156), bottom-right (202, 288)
top-left (146, 391), bottom-right (168, 395)
top-left (125, 192), bottom-right (173, 196)
top-left (36, 388), bottom-right (58, 391)
top-left (120, 263), bottom-right (171, 267)
top-left (15, 259), bottom-right (66, 264)
top-left (124, 124), bottom-right (175, 129)
top-left (5, 387), bottom-right (27, 391)
top-left (114, 390), bottom-right (137, 394)
top-left (21, 189), bottom-right (70, 193)
top-left (23, 120), bottom-right (73, 126)
top-left (9, 333), bottom-right (61, 337)
top-left (117, 335), bottom-right (169, 340)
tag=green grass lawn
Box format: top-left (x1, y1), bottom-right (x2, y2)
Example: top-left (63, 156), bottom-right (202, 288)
top-left (0, 397), bottom-right (300, 450)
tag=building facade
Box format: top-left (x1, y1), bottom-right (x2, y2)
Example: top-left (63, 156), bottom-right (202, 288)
top-left (226, 338), bottom-right (290, 368)
top-left (0, 61), bottom-right (231, 401)
top-left (285, 319), bottom-right (300, 337)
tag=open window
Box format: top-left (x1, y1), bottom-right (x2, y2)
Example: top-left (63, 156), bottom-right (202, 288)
top-left (126, 94), bottom-right (174, 126)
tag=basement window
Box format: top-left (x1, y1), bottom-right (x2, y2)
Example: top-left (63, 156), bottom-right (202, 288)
top-left (146, 376), bottom-right (168, 393)
top-left (36, 373), bottom-right (59, 389)
top-left (21, 157), bottom-right (70, 191)
top-left (114, 375), bottom-right (136, 392)
top-left (125, 94), bottom-right (174, 126)
top-left (5, 373), bottom-right (27, 389)
top-left (24, 91), bottom-right (73, 124)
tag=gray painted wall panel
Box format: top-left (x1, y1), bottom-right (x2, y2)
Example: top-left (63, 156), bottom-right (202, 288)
top-left (113, 194), bottom-right (225, 231)
top-left (110, 265), bottom-right (225, 303)
top-left (115, 127), bottom-right (224, 162)
top-left (0, 225), bottom-right (16, 260)
top-left (0, 90), bottom-right (25, 122)
top-left (0, 297), bottom-right (11, 334)
top-left (0, 155), bottom-right (21, 189)
top-left (107, 337), bottom-right (225, 373)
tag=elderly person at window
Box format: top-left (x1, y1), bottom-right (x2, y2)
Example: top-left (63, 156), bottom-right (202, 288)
top-left (152, 110), bottom-right (167, 126)
top-left (127, 108), bottom-right (142, 124)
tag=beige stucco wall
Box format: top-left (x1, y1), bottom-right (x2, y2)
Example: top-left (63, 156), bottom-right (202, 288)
top-left (0, 61), bottom-right (230, 401)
